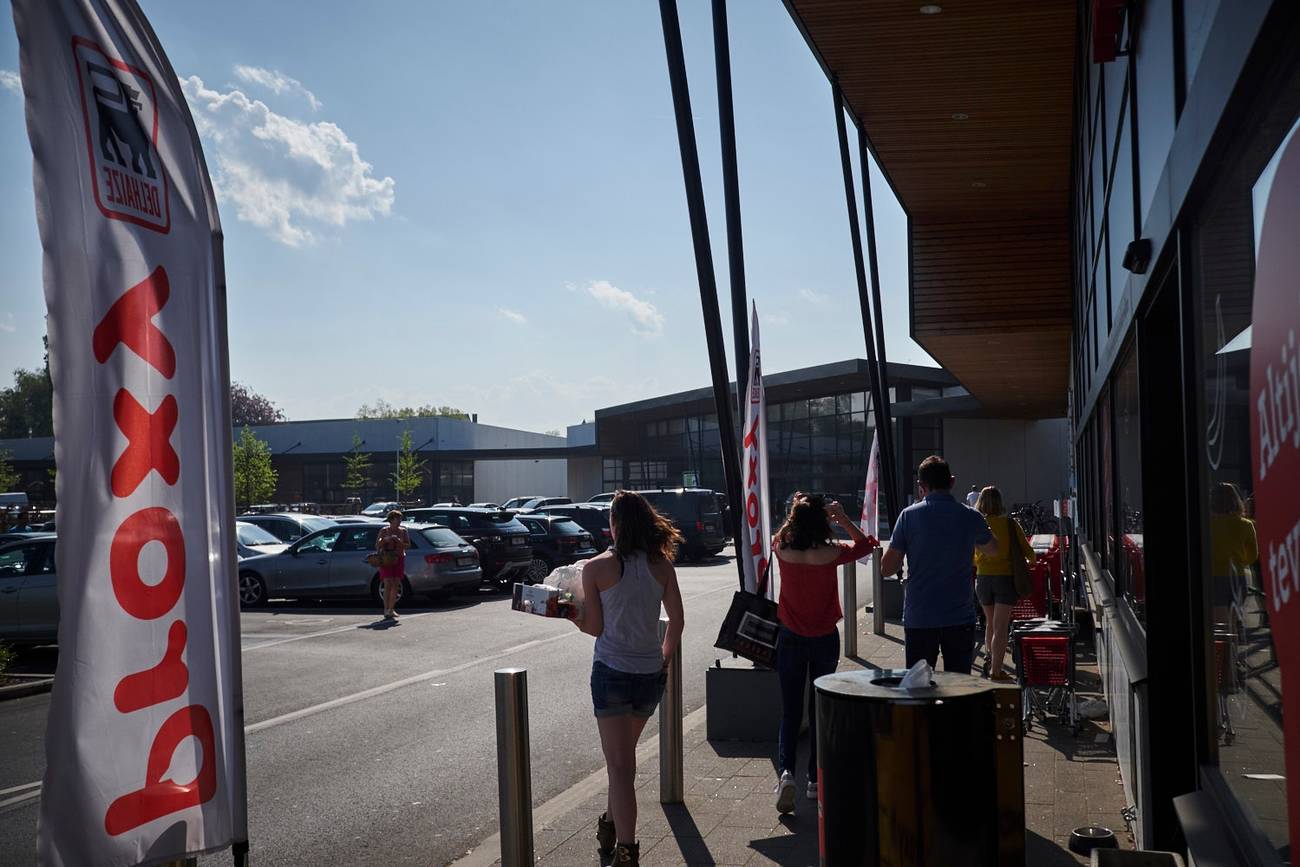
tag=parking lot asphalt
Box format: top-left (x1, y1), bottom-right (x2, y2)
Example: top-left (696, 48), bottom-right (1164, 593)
top-left (0, 550), bottom-right (742, 866)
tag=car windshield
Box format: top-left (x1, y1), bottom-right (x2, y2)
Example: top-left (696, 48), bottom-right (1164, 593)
top-left (420, 527), bottom-right (465, 547)
top-left (236, 523), bottom-right (281, 546)
top-left (301, 516), bottom-right (335, 533)
top-left (552, 518), bottom-right (585, 535)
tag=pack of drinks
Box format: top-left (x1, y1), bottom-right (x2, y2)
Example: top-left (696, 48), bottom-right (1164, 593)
top-left (511, 562), bottom-right (586, 620)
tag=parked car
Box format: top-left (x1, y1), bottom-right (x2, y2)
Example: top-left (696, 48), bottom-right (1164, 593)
top-left (236, 521), bottom-right (289, 560)
top-left (361, 500), bottom-right (402, 517)
top-left (636, 488), bottom-right (727, 561)
top-left (329, 515), bottom-right (381, 525)
top-left (587, 492), bottom-right (616, 504)
top-left (236, 512), bottom-right (337, 543)
top-left (501, 496), bottom-right (571, 512)
top-left (0, 531), bottom-right (42, 548)
top-left (235, 522), bottom-right (481, 608)
top-left (468, 502), bottom-right (500, 510)
top-left (403, 507), bottom-right (531, 585)
top-left (515, 514), bottom-right (598, 583)
top-left (531, 503), bottom-right (612, 552)
top-left (0, 533), bottom-right (57, 643)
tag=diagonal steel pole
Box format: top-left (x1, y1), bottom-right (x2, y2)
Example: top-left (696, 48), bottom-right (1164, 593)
top-left (832, 78), bottom-right (897, 526)
top-left (856, 125), bottom-right (902, 526)
top-left (713, 0), bottom-right (750, 433)
top-left (659, 0), bottom-right (747, 591)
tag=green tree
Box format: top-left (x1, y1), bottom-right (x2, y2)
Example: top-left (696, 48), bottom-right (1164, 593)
top-left (232, 426), bottom-right (278, 511)
top-left (342, 435), bottom-right (372, 493)
top-left (0, 349), bottom-right (53, 439)
top-left (356, 399), bottom-right (470, 421)
top-left (0, 450), bottom-right (17, 492)
top-left (391, 429), bottom-right (427, 500)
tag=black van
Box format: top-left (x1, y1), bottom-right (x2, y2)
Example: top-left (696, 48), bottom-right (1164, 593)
top-left (635, 488), bottom-right (727, 561)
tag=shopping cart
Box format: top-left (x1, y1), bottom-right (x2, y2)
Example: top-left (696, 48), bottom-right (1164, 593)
top-left (1012, 620), bottom-right (1078, 733)
top-left (1213, 626), bottom-right (1237, 746)
top-left (1010, 560), bottom-right (1051, 621)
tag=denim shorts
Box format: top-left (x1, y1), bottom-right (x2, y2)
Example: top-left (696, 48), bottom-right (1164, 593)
top-left (591, 660), bottom-right (666, 719)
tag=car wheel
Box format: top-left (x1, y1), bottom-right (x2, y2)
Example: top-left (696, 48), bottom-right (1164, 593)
top-left (238, 572), bottom-right (267, 608)
top-left (370, 575), bottom-right (406, 607)
top-left (527, 557), bottom-right (552, 585)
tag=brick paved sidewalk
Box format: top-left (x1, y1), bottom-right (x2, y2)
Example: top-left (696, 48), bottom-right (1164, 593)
top-left (464, 617), bottom-right (1133, 866)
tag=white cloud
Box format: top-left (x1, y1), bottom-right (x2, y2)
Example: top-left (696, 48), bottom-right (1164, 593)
top-left (584, 280), bottom-right (664, 337)
top-left (0, 313), bottom-right (15, 333)
top-left (496, 306), bottom-right (527, 325)
top-left (233, 65), bottom-right (321, 111)
top-left (765, 311), bottom-right (790, 327)
top-left (0, 69), bottom-right (20, 95)
top-left (798, 287), bottom-right (829, 305)
top-left (180, 73), bottom-right (394, 246)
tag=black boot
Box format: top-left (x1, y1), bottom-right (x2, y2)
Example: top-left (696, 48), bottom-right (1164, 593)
top-left (596, 813), bottom-right (615, 858)
top-left (612, 842), bottom-right (640, 866)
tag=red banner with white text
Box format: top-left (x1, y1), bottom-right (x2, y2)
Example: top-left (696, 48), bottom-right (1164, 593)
top-left (12, 0), bottom-right (247, 863)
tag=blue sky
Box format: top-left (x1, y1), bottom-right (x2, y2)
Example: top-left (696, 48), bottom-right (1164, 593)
top-left (0, 1), bottom-right (933, 434)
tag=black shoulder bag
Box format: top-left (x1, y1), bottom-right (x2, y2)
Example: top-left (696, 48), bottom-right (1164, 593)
top-left (713, 558), bottom-right (780, 667)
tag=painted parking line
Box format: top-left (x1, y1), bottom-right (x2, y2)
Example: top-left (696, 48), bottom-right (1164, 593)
top-left (0, 786), bottom-right (41, 812)
top-left (241, 611), bottom-right (438, 651)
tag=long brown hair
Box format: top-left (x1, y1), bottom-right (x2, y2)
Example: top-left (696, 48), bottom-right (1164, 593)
top-left (611, 491), bottom-right (683, 561)
top-left (774, 493), bottom-right (834, 550)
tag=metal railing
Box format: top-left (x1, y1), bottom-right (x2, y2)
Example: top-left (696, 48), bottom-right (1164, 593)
top-left (659, 616), bottom-right (684, 804)
top-left (841, 560), bottom-right (858, 657)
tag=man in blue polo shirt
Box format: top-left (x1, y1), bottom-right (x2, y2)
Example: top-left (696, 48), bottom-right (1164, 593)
top-left (881, 455), bottom-right (999, 673)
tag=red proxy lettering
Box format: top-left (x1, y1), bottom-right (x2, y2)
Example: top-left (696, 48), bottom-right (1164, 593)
top-left (104, 704), bottom-right (217, 836)
top-left (110, 507), bottom-right (185, 620)
top-left (92, 266), bottom-right (176, 378)
top-left (113, 620), bottom-right (189, 713)
top-left (111, 390), bottom-right (180, 498)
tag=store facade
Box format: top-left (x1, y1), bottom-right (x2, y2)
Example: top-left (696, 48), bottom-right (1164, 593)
top-left (1068, 1), bottom-right (1300, 861)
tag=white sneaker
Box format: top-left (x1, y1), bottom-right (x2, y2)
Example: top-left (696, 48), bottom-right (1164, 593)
top-left (806, 780), bottom-right (818, 800)
top-left (774, 771), bottom-right (796, 814)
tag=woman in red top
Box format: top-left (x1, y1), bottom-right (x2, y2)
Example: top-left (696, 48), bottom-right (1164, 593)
top-left (771, 494), bottom-right (877, 815)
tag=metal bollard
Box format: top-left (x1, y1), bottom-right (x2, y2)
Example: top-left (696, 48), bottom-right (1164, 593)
top-left (871, 548), bottom-right (885, 636)
top-left (494, 667), bottom-right (535, 867)
top-left (161, 860), bottom-right (196, 867)
top-left (841, 560), bottom-right (858, 658)
top-left (658, 616), bottom-right (683, 804)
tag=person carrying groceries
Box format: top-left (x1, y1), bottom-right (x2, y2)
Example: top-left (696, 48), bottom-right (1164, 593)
top-left (770, 494), bottom-right (878, 815)
top-left (973, 486), bottom-right (1035, 680)
top-left (572, 491), bottom-right (685, 867)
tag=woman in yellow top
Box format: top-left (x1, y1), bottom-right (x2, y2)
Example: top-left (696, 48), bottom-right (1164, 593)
top-left (973, 486), bottom-right (1034, 681)
top-left (1209, 482), bottom-right (1259, 626)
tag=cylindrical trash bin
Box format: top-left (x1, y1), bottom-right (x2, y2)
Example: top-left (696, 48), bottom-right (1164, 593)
top-left (815, 669), bottom-right (1024, 866)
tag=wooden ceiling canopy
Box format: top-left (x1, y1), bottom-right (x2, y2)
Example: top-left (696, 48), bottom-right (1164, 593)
top-left (787, 0), bottom-right (1076, 418)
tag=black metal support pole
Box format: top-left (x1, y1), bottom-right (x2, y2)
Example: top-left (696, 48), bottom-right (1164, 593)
top-left (659, 0), bottom-right (747, 591)
top-left (832, 78), bottom-right (894, 525)
top-left (713, 0), bottom-right (750, 431)
top-left (855, 125), bottom-right (901, 526)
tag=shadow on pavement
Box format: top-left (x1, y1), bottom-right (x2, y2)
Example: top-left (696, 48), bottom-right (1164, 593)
top-left (357, 618), bottom-right (401, 631)
top-left (258, 592), bottom-right (490, 616)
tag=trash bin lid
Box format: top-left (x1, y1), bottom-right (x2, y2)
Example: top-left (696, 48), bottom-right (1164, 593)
top-left (814, 669), bottom-right (1003, 704)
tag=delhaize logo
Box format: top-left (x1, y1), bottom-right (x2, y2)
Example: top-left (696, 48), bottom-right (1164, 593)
top-left (73, 36), bottom-right (170, 233)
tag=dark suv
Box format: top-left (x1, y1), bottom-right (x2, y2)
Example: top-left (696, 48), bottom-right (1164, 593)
top-left (531, 504), bottom-right (612, 552)
top-left (515, 514), bottom-right (598, 584)
top-left (403, 507), bottom-right (532, 585)
top-left (636, 488), bottom-right (727, 561)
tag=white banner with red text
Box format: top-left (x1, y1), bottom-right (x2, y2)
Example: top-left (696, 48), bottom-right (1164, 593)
top-left (859, 429), bottom-right (879, 563)
top-left (13, 0), bottom-right (247, 863)
top-left (739, 303), bottom-right (772, 598)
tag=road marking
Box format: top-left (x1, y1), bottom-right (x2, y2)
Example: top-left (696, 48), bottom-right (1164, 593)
top-left (241, 611), bottom-right (438, 651)
top-left (4, 580), bottom-right (738, 811)
top-left (245, 630), bottom-right (578, 734)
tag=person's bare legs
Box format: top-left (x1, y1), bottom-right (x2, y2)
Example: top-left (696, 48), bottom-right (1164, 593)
top-left (383, 577), bottom-right (400, 616)
top-left (598, 714), bottom-right (652, 846)
top-left (989, 603), bottom-right (1013, 675)
top-left (981, 603), bottom-right (996, 662)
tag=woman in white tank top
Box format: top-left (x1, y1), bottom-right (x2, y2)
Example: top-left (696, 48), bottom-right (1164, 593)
top-left (571, 491), bottom-right (685, 867)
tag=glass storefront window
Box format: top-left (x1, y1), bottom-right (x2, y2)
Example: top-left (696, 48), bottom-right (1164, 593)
top-left (1191, 44), bottom-right (1300, 859)
top-left (1112, 341), bottom-right (1143, 620)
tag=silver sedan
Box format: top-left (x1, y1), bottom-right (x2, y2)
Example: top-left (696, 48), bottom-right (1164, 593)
top-left (235, 522), bottom-right (482, 607)
top-left (0, 533), bottom-right (57, 643)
